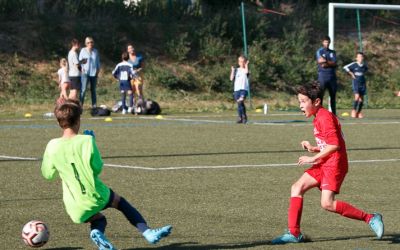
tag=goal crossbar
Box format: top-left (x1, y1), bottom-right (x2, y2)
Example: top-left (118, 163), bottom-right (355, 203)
top-left (329, 3), bottom-right (400, 49)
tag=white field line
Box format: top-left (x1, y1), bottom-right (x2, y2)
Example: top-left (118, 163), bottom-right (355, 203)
top-left (1, 154), bottom-right (399, 171)
top-left (104, 158), bottom-right (400, 170)
top-left (0, 155), bottom-right (39, 160)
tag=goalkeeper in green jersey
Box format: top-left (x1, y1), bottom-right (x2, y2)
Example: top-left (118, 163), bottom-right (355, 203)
top-left (41, 98), bottom-right (172, 250)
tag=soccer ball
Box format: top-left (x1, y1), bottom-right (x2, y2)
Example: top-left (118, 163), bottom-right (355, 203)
top-left (21, 220), bottom-right (49, 248)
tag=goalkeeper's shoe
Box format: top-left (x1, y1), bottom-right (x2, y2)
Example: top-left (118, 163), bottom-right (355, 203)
top-left (90, 229), bottom-right (116, 250)
top-left (142, 225), bottom-right (172, 244)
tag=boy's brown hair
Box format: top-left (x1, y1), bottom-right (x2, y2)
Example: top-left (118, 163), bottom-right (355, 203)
top-left (54, 98), bottom-right (82, 129)
top-left (121, 51), bottom-right (129, 61)
top-left (296, 81), bottom-right (324, 103)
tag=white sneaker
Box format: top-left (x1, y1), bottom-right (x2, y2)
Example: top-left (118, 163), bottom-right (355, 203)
top-left (127, 107), bottom-right (132, 114)
top-left (122, 109), bottom-right (127, 115)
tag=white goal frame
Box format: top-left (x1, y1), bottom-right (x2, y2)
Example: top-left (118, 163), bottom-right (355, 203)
top-left (329, 3), bottom-right (400, 50)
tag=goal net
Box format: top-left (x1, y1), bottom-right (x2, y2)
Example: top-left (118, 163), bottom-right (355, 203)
top-left (328, 3), bottom-right (400, 109)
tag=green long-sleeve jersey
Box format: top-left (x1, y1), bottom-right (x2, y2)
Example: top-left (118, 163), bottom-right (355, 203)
top-left (41, 135), bottom-right (110, 223)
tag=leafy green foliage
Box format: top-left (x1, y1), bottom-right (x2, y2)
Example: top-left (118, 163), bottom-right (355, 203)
top-left (166, 32), bottom-right (191, 62)
top-left (0, 1), bottom-right (399, 108)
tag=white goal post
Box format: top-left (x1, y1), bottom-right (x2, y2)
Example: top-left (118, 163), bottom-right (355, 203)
top-left (328, 3), bottom-right (400, 50)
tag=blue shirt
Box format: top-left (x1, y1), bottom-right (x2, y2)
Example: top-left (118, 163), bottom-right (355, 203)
top-left (128, 53), bottom-right (143, 69)
top-left (79, 48), bottom-right (101, 77)
top-left (343, 62), bottom-right (368, 84)
top-left (112, 61), bottom-right (135, 85)
top-left (316, 47), bottom-right (337, 76)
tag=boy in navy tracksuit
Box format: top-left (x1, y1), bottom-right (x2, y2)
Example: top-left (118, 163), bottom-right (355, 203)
top-left (112, 52), bottom-right (137, 114)
top-left (343, 52), bottom-right (368, 118)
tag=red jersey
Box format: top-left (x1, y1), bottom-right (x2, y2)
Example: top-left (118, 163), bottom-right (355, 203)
top-left (313, 107), bottom-right (348, 171)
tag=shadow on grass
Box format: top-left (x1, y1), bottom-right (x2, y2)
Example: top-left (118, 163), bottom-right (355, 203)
top-left (307, 233), bottom-right (400, 244)
top-left (46, 248), bottom-right (83, 250)
top-left (379, 233), bottom-right (400, 244)
top-left (124, 240), bottom-right (273, 250)
top-left (126, 233), bottom-right (400, 249)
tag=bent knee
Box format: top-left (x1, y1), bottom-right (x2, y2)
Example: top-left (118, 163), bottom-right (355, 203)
top-left (320, 200), bottom-right (335, 211)
top-left (290, 183), bottom-right (303, 196)
top-left (111, 193), bottom-right (121, 208)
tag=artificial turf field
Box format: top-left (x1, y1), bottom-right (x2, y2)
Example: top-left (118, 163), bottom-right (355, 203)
top-left (1, 109), bottom-right (400, 250)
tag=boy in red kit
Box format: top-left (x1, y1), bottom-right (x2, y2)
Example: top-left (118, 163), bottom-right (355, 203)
top-left (271, 82), bottom-right (384, 244)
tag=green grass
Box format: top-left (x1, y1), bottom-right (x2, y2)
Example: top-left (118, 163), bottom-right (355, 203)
top-left (1, 109), bottom-right (400, 249)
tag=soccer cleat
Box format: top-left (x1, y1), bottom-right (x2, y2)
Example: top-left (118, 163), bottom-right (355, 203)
top-left (90, 229), bottom-right (116, 250)
top-left (271, 229), bottom-right (304, 245)
top-left (369, 213), bottom-right (384, 239)
top-left (122, 109), bottom-right (127, 115)
top-left (127, 107), bottom-right (132, 114)
top-left (142, 225), bottom-right (172, 244)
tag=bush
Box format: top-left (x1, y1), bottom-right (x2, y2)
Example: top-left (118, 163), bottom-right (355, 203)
top-left (146, 62), bottom-right (196, 91)
top-left (199, 35), bottom-right (232, 62)
top-left (199, 63), bottom-right (231, 94)
top-left (165, 32), bottom-right (191, 62)
top-left (248, 24), bottom-right (315, 92)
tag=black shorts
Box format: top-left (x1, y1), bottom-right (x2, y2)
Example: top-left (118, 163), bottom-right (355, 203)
top-left (104, 189), bottom-right (115, 209)
top-left (84, 189), bottom-right (115, 223)
top-left (69, 76), bottom-right (81, 90)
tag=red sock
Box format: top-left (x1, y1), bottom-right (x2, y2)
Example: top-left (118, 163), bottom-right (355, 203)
top-left (335, 200), bottom-right (373, 223)
top-left (288, 197), bottom-right (303, 237)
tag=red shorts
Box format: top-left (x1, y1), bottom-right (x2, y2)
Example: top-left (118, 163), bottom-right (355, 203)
top-left (305, 163), bottom-right (347, 194)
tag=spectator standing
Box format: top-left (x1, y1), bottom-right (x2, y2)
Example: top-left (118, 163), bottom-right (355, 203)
top-left (79, 37), bottom-right (100, 108)
top-left (67, 38), bottom-right (86, 100)
top-left (57, 58), bottom-right (70, 99)
top-left (127, 44), bottom-right (144, 105)
top-left (316, 36), bottom-right (338, 115)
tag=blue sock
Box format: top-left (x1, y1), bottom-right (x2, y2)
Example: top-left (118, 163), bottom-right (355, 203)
top-left (237, 102), bottom-right (243, 118)
top-left (241, 102), bottom-right (247, 119)
top-left (357, 101), bottom-right (363, 113)
top-left (129, 94), bottom-right (134, 108)
top-left (90, 216), bottom-right (107, 233)
top-left (353, 100), bottom-right (358, 110)
top-left (121, 92), bottom-right (127, 110)
top-left (118, 197), bottom-right (149, 233)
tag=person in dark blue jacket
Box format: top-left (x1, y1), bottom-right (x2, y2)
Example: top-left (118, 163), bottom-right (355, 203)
top-left (316, 36), bottom-right (338, 115)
